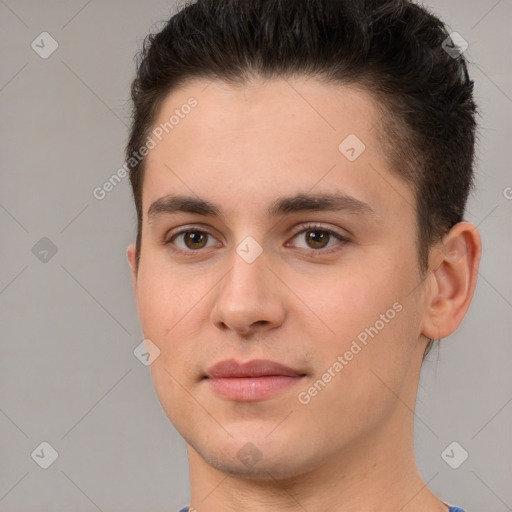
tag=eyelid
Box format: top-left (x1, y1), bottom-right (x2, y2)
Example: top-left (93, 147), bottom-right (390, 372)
top-left (288, 222), bottom-right (349, 240)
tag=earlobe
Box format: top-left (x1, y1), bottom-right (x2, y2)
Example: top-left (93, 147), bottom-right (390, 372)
top-left (421, 222), bottom-right (481, 341)
top-left (127, 243), bottom-right (138, 292)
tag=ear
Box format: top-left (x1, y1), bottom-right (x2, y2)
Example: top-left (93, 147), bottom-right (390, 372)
top-left (421, 221), bottom-right (482, 340)
top-left (127, 243), bottom-right (138, 293)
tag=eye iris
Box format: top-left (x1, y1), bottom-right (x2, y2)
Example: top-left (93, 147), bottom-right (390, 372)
top-left (307, 230), bottom-right (329, 249)
top-left (185, 231), bottom-right (206, 249)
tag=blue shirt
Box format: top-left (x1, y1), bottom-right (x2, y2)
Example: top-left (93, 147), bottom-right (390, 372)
top-left (179, 507), bottom-right (465, 512)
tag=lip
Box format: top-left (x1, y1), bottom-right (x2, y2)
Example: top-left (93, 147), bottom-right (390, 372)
top-left (205, 358), bottom-right (305, 379)
top-left (204, 358), bottom-right (307, 401)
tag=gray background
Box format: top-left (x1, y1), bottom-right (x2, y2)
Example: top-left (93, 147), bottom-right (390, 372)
top-left (0, 1), bottom-right (511, 511)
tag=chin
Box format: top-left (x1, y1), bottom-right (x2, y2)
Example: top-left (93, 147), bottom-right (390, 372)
top-left (193, 432), bottom-right (312, 481)
top-left (207, 450), bottom-right (307, 481)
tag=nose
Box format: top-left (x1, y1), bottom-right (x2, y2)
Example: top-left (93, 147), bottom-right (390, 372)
top-left (210, 247), bottom-right (286, 338)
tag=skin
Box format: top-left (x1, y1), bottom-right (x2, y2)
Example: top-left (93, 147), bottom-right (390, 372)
top-left (127, 77), bottom-right (481, 512)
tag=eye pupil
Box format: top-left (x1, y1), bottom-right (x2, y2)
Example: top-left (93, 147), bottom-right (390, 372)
top-left (185, 231), bottom-right (206, 249)
top-left (307, 230), bottom-right (328, 249)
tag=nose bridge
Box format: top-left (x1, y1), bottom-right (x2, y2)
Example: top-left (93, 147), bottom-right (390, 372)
top-left (211, 238), bottom-right (285, 334)
top-left (222, 240), bottom-right (269, 304)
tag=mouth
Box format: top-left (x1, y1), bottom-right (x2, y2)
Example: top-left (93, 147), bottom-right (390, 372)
top-left (203, 358), bottom-right (307, 401)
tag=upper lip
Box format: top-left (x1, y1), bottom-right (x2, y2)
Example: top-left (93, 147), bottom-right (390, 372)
top-left (204, 359), bottom-right (306, 379)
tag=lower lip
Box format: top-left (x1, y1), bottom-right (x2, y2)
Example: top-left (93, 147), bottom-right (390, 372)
top-left (205, 375), bottom-right (304, 401)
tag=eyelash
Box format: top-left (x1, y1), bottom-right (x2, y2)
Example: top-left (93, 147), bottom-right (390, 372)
top-left (163, 223), bottom-right (350, 257)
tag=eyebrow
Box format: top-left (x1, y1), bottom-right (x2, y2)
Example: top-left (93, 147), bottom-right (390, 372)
top-left (147, 192), bottom-right (378, 223)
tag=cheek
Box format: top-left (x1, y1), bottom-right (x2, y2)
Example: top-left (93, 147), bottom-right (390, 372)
top-left (135, 261), bottom-right (205, 375)
top-left (294, 305), bottom-right (417, 444)
top-left (294, 264), bottom-right (405, 342)
top-left (135, 259), bottom-right (191, 336)
top-left (294, 264), bottom-right (419, 394)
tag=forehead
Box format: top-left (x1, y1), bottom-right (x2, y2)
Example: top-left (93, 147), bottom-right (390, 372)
top-left (141, 77), bottom-right (413, 220)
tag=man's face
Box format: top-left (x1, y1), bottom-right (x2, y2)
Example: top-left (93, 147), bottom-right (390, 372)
top-left (128, 78), bottom-right (430, 478)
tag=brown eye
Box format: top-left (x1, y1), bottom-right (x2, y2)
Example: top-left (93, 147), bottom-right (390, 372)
top-left (305, 229), bottom-right (330, 249)
top-left (183, 231), bottom-right (208, 249)
top-left (288, 224), bottom-right (349, 254)
top-left (166, 228), bottom-right (218, 252)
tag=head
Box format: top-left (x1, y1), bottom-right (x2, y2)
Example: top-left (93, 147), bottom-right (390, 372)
top-left (126, 0), bottom-right (480, 480)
